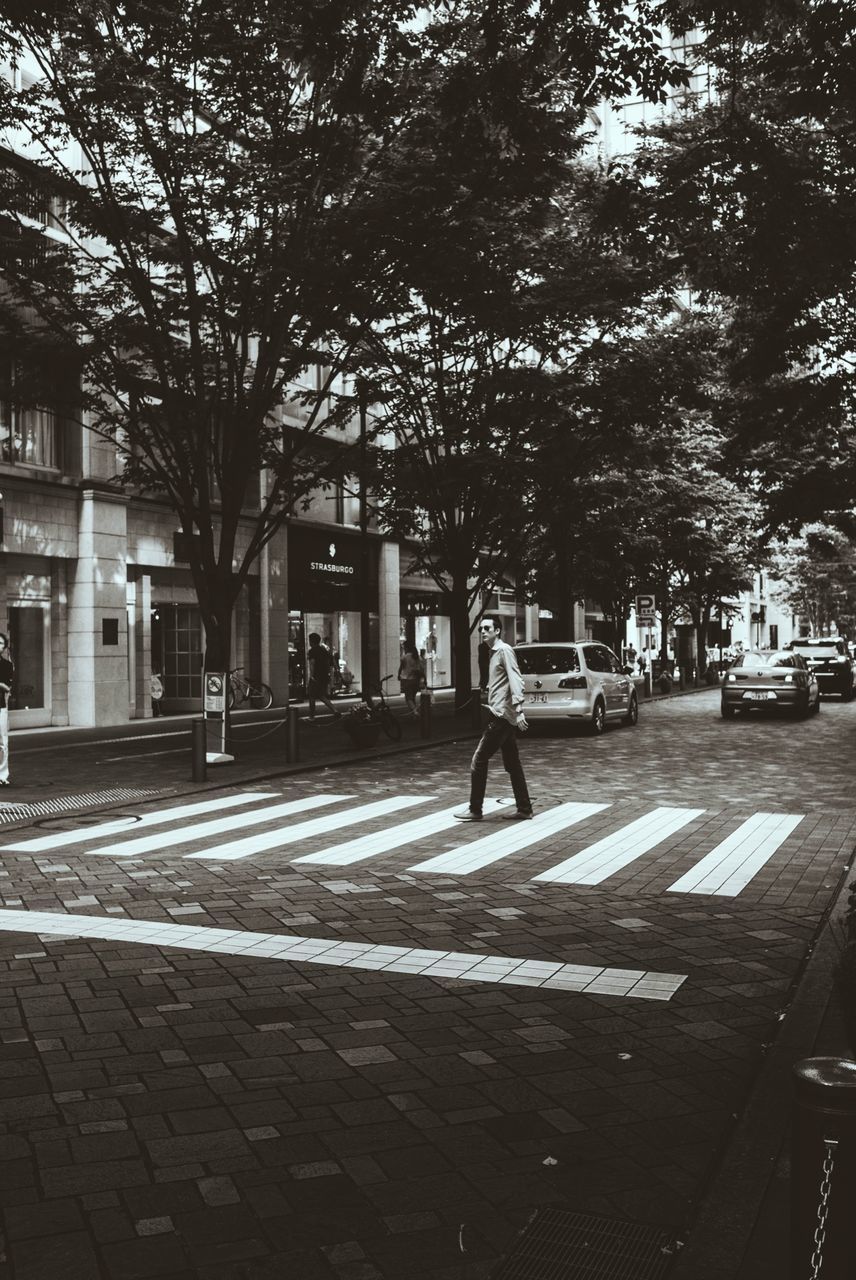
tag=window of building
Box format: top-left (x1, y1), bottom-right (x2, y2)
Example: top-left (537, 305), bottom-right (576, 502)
top-left (0, 363), bottom-right (61, 469)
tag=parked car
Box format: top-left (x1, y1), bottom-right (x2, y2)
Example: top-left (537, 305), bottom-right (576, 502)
top-left (513, 642), bottom-right (637, 735)
top-left (721, 650), bottom-right (820, 719)
top-left (784, 637), bottom-right (855, 700)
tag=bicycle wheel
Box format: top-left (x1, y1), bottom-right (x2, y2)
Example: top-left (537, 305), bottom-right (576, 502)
top-left (227, 686), bottom-right (237, 710)
top-left (379, 706), bottom-right (402, 742)
top-left (248, 682), bottom-right (274, 711)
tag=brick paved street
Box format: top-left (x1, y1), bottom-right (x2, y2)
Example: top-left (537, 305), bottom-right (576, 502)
top-left (0, 688), bottom-right (854, 1278)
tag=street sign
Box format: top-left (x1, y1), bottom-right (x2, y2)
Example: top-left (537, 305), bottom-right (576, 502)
top-left (636, 593), bottom-right (657, 623)
top-left (204, 672), bottom-right (226, 714)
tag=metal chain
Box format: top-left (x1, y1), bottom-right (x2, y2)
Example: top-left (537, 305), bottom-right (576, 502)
top-left (809, 1137), bottom-right (838, 1280)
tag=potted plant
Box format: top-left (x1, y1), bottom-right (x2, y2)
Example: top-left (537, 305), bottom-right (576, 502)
top-left (341, 703), bottom-right (381, 749)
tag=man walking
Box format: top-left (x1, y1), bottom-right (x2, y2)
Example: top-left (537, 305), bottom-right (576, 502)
top-left (455, 616), bottom-right (533, 821)
top-left (306, 633), bottom-right (341, 723)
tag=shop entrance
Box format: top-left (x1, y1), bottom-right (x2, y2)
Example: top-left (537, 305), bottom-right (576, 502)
top-left (152, 604), bottom-right (203, 708)
top-left (8, 601), bottom-right (51, 726)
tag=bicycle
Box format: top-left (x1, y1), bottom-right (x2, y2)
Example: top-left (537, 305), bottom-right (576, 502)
top-left (349, 675), bottom-right (402, 742)
top-left (227, 667), bottom-right (274, 711)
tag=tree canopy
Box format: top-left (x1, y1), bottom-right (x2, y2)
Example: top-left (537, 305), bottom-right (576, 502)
top-left (0, 0), bottom-right (692, 676)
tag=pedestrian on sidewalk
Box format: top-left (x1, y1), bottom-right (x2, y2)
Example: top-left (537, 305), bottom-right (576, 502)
top-left (306, 633), bottom-right (341, 723)
top-left (397, 643), bottom-right (425, 716)
top-left (0, 632), bottom-right (13, 785)
top-left (455, 615), bottom-right (533, 821)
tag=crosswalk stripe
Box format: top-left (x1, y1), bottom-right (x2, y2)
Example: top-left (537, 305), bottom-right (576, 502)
top-left (0, 792), bottom-right (276, 854)
top-left (184, 795), bottom-right (433, 862)
top-left (666, 812), bottom-right (804, 896)
top-left (0, 908), bottom-right (688, 1000)
top-left (533, 807), bottom-right (705, 885)
top-left (87, 794), bottom-right (354, 859)
top-left (294, 799), bottom-right (509, 867)
top-left (407, 803), bottom-right (609, 876)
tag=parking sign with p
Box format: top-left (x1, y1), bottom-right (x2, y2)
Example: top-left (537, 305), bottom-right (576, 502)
top-left (636, 594), bottom-right (657, 623)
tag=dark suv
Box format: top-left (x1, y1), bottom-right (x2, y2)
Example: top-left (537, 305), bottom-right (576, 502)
top-left (785, 638), bottom-right (855, 700)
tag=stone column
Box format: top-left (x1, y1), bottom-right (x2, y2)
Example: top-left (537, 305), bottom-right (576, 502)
top-left (50, 560), bottom-right (69, 725)
top-left (265, 523), bottom-right (290, 704)
top-left (67, 488), bottom-right (130, 727)
top-left (378, 541), bottom-right (400, 691)
top-left (132, 571), bottom-right (153, 718)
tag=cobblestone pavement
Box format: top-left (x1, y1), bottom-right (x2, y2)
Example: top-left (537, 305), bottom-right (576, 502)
top-left (0, 688), bottom-right (854, 1278)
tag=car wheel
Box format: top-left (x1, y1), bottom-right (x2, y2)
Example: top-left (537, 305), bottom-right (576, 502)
top-left (590, 698), bottom-right (606, 735)
top-left (721, 702), bottom-right (736, 719)
top-left (842, 682), bottom-right (854, 702)
top-left (623, 693), bottom-right (638, 727)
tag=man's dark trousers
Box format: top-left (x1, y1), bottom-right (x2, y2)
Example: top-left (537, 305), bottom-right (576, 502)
top-left (469, 712), bottom-right (532, 814)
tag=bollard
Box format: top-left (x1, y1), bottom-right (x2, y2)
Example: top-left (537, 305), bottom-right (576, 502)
top-left (470, 687), bottom-right (483, 731)
top-left (191, 717), bottom-right (207, 782)
top-left (286, 705), bottom-right (300, 764)
top-left (791, 1056), bottom-right (856, 1278)
top-left (643, 671), bottom-right (652, 699)
top-left (678, 666), bottom-right (686, 690)
top-left (419, 689), bottom-right (432, 739)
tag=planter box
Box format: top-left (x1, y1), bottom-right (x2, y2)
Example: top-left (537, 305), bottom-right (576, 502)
top-left (342, 719), bottom-right (381, 749)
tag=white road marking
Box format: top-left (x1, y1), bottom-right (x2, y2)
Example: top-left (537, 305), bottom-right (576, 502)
top-left (86, 794), bottom-right (354, 858)
top-left (184, 795), bottom-right (433, 862)
top-left (666, 812), bottom-right (805, 896)
top-left (408, 803), bottom-right (609, 875)
top-left (0, 792), bottom-right (277, 854)
top-left (533, 807), bottom-right (705, 885)
top-left (0, 909), bottom-right (687, 1000)
top-left (295, 799), bottom-right (508, 867)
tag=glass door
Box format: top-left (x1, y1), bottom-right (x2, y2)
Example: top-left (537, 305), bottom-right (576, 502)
top-left (8, 601), bottom-right (51, 727)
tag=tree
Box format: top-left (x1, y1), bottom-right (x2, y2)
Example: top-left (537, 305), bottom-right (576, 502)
top-left (770, 525), bottom-right (856, 640)
top-left (0, 0), bottom-right (457, 675)
top-left (531, 311), bottom-right (756, 663)
top-left (360, 159), bottom-right (684, 703)
top-left (621, 1), bottom-right (856, 531)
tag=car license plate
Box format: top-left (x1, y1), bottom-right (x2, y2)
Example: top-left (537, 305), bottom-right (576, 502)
top-left (744, 691), bottom-right (774, 701)
top-left (528, 694), bottom-right (547, 703)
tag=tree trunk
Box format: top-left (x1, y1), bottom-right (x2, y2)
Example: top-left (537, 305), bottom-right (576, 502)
top-left (450, 581), bottom-right (473, 711)
top-left (556, 539), bottom-right (574, 637)
top-left (659, 574), bottom-right (671, 667)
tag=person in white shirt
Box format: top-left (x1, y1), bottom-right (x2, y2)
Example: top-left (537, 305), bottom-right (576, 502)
top-left (455, 616), bottom-right (533, 821)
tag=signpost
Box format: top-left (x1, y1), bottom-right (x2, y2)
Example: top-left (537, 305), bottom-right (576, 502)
top-left (203, 672), bottom-right (234, 765)
top-left (635, 593), bottom-right (657, 623)
top-left (635, 595), bottom-right (657, 686)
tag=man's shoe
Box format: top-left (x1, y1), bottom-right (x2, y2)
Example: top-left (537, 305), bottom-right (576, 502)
top-left (453, 809), bottom-right (482, 821)
top-left (501, 809), bottom-right (533, 820)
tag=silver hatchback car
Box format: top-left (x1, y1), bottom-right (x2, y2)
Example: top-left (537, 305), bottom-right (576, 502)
top-left (513, 642), bottom-right (638, 734)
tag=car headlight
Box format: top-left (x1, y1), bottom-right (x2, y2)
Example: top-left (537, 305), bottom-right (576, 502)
top-left (727, 673), bottom-right (736, 683)
top-left (783, 674), bottom-right (794, 683)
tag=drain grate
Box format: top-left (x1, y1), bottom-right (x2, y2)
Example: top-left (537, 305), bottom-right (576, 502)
top-left (491, 1208), bottom-right (678, 1280)
top-left (0, 787), bottom-right (160, 824)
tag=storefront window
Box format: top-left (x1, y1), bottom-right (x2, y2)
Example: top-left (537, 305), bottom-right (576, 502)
top-left (414, 615), bottom-right (451, 688)
top-left (302, 610), bottom-right (362, 695)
